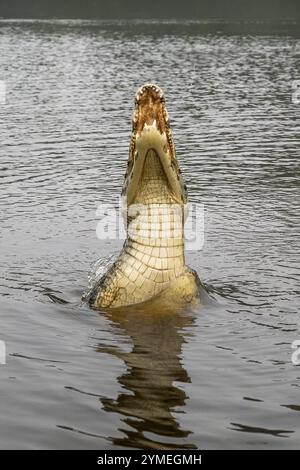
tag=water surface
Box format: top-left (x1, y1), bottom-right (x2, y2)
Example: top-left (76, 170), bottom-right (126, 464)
top-left (0, 19), bottom-right (299, 449)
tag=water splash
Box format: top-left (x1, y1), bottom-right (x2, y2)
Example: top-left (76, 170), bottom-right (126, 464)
top-left (82, 253), bottom-right (117, 303)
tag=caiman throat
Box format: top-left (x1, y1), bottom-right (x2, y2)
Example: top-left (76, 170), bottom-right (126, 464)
top-left (89, 83), bottom-right (201, 310)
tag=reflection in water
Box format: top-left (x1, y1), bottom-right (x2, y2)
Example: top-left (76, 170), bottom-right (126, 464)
top-left (98, 306), bottom-right (197, 449)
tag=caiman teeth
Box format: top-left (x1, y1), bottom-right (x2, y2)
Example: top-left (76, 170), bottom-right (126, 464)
top-left (135, 83), bottom-right (164, 103)
top-left (163, 109), bottom-right (170, 123)
top-left (132, 110), bottom-right (138, 124)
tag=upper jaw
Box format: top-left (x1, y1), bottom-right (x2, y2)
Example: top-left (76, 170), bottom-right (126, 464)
top-left (132, 83), bottom-right (169, 135)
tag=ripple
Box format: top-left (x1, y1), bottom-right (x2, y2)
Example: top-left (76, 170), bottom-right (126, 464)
top-left (0, 20), bottom-right (299, 450)
top-left (229, 422), bottom-right (294, 438)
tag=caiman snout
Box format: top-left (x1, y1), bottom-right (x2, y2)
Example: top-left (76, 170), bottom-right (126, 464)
top-left (133, 83), bottom-right (168, 134)
top-left (135, 83), bottom-right (165, 106)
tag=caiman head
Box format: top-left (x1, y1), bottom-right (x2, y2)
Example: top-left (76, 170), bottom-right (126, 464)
top-left (122, 83), bottom-right (187, 208)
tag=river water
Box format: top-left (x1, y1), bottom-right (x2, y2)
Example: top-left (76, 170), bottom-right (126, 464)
top-left (0, 19), bottom-right (299, 449)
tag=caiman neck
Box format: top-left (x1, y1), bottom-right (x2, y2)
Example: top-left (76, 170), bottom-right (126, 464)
top-left (124, 148), bottom-right (185, 276)
top-left (124, 206), bottom-right (186, 283)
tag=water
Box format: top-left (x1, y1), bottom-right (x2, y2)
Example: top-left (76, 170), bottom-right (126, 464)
top-left (0, 19), bottom-right (299, 449)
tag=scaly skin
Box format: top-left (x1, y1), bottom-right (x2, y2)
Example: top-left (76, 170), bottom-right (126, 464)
top-left (90, 84), bottom-right (200, 309)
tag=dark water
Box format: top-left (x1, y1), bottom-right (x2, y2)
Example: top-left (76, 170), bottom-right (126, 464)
top-left (0, 19), bottom-right (299, 449)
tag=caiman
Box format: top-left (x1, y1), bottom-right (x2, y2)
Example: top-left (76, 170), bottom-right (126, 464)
top-left (89, 84), bottom-right (201, 310)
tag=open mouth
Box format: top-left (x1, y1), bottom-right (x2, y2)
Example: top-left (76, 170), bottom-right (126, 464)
top-left (123, 84), bottom-right (187, 206)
